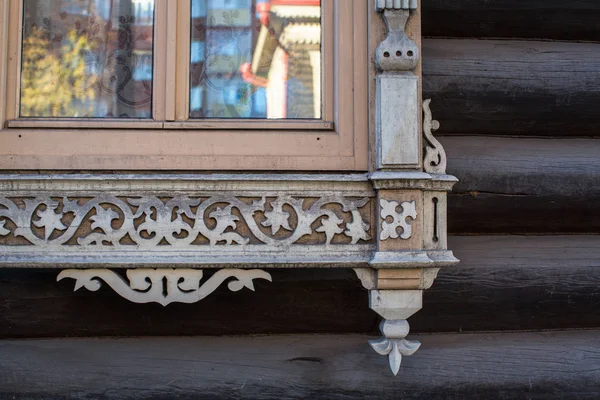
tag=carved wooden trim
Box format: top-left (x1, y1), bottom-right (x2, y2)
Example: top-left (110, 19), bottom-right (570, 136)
top-left (369, 319), bottom-right (420, 376)
top-left (370, 0), bottom-right (459, 375)
top-left (0, 0), bottom-right (461, 378)
top-left (57, 268), bottom-right (272, 306)
top-left (0, 195), bottom-right (371, 248)
top-left (379, 199), bottom-right (417, 240)
top-left (423, 99), bottom-right (448, 174)
top-left (375, 0), bottom-right (418, 11)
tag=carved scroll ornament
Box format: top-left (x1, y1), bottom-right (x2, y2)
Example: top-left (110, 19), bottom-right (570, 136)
top-left (58, 268), bottom-right (272, 306)
top-left (423, 99), bottom-right (447, 174)
top-left (0, 195), bottom-right (371, 249)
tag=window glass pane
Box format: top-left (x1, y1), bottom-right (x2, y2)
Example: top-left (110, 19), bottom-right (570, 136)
top-left (20, 0), bottom-right (155, 118)
top-left (190, 0), bottom-right (322, 119)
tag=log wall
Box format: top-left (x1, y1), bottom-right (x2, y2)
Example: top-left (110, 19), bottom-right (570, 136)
top-left (3, 331), bottom-right (600, 400)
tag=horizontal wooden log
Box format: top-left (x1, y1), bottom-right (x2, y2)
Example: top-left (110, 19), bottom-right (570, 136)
top-left (422, 39), bottom-right (600, 136)
top-left (441, 136), bottom-right (600, 234)
top-left (1, 236), bottom-right (600, 337)
top-left (2, 330), bottom-right (600, 399)
top-left (415, 236), bottom-right (600, 332)
top-left (422, 0), bottom-right (600, 41)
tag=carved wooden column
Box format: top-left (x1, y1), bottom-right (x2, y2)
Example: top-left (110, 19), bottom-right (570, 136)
top-left (360, 0), bottom-right (459, 375)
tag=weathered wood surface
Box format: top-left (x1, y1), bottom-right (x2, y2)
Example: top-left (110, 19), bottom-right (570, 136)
top-left (2, 330), bottom-right (599, 400)
top-left (1, 236), bottom-right (600, 337)
top-left (419, 236), bottom-right (600, 332)
top-left (0, 268), bottom-right (375, 338)
top-left (422, 0), bottom-right (600, 41)
top-left (441, 136), bottom-right (600, 234)
top-left (422, 39), bottom-right (600, 136)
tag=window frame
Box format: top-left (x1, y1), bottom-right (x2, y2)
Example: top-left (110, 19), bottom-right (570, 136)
top-left (0, 0), bottom-right (368, 171)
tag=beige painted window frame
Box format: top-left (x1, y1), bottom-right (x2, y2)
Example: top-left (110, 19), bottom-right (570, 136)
top-left (0, 0), bottom-right (368, 171)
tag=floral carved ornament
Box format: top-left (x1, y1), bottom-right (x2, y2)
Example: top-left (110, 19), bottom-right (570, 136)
top-left (0, 195), bottom-right (371, 248)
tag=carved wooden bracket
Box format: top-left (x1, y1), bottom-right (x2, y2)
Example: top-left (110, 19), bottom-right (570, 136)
top-left (58, 269), bottom-right (272, 306)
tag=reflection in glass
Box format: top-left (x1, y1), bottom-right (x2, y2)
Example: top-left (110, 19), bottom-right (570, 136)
top-left (190, 0), bottom-right (322, 119)
top-left (20, 0), bottom-right (155, 118)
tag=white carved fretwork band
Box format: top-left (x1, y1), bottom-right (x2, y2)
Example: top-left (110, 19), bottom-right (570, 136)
top-left (380, 199), bottom-right (416, 241)
top-left (57, 268), bottom-right (272, 306)
top-left (0, 195), bottom-right (371, 248)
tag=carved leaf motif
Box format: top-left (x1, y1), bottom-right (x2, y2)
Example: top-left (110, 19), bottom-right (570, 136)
top-left (170, 196), bottom-right (201, 219)
top-left (389, 342), bottom-right (403, 376)
top-left (0, 220), bottom-right (9, 236)
top-left (345, 211), bottom-right (371, 244)
top-left (33, 205), bottom-right (67, 240)
top-left (90, 206), bottom-right (119, 233)
top-left (369, 337), bottom-right (393, 355)
top-left (0, 195), bottom-right (371, 248)
top-left (208, 206), bottom-right (247, 245)
top-left (262, 199), bottom-right (292, 235)
top-left (315, 214), bottom-right (344, 245)
top-left (396, 339), bottom-right (421, 355)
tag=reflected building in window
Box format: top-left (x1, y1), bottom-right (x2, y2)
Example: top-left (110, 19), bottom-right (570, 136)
top-left (190, 0), bottom-right (321, 119)
top-left (20, 0), bottom-right (155, 118)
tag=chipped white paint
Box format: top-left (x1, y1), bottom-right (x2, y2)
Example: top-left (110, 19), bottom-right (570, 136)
top-left (369, 319), bottom-right (420, 375)
top-left (369, 250), bottom-right (457, 269)
top-left (57, 268), bottom-right (272, 306)
top-left (369, 289), bottom-right (422, 320)
top-left (423, 99), bottom-right (448, 174)
top-left (380, 199), bottom-right (417, 240)
top-left (377, 75), bottom-right (420, 168)
top-left (353, 268), bottom-right (377, 290)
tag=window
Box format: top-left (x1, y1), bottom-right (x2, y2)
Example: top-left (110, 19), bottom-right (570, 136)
top-left (0, 0), bottom-right (368, 170)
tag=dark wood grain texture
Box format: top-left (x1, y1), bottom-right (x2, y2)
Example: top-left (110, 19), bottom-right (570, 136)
top-left (0, 268), bottom-right (375, 338)
top-left (414, 236), bottom-right (600, 332)
top-left (440, 136), bottom-right (600, 234)
top-left (2, 330), bottom-right (600, 400)
top-left (1, 236), bottom-right (600, 337)
top-left (422, 39), bottom-right (600, 136)
top-left (422, 0), bottom-right (600, 41)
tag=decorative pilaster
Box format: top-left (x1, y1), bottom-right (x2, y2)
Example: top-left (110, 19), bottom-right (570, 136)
top-left (369, 0), bottom-right (459, 375)
top-left (375, 0), bottom-right (420, 169)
